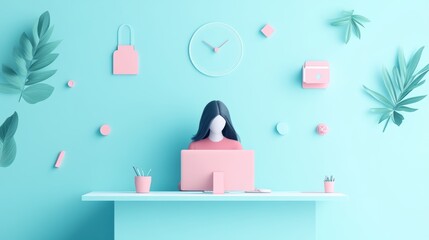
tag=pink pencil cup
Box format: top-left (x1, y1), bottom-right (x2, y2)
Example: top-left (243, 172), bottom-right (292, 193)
top-left (135, 176), bottom-right (152, 193)
top-left (324, 182), bottom-right (335, 193)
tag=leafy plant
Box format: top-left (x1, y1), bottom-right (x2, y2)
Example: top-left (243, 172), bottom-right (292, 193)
top-left (133, 166), bottom-right (152, 177)
top-left (0, 112), bottom-right (18, 167)
top-left (331, 10), bottom-right (370, 44)
top-left (0, 11), bottom-right (60, 104)
top-left (364, 47), bottom-right (428, 132)
top-left (324, 175), bottom-right (335, 182)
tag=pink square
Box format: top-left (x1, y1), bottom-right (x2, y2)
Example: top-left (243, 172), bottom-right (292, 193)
top-left (261, 24), bottom-right (275, 38)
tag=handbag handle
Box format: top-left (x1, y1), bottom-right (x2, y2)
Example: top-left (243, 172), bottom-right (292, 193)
top-left (117, 24), bottom-right (135, 46)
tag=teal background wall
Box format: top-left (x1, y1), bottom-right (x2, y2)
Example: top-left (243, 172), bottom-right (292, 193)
top-left (1, 0), bottom-right (429, 239)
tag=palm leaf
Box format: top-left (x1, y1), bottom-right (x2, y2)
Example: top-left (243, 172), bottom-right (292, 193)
top-left (331, 10), bottom-right (369, 43)
top-left (351, 20), bottom-right (361, 39)
top-left (398, 95), bottom-right (426, 106)
top-left (363, 85), bottom-right (394, 108)
top-left (406, 47), bottom-right (424, 83)
top-left (382, 67), bottom-right (396, 102)
top-left (353, 15), bottom-right (370, 23)
top-left (365, 47), bottom-right (427, 132)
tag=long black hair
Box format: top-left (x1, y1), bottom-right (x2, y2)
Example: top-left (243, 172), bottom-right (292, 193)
top-left (192, 100), bottom-right (240, 141)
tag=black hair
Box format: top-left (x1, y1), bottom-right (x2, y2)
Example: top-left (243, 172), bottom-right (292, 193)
top-left (192, 100), bottom-right (240, 141)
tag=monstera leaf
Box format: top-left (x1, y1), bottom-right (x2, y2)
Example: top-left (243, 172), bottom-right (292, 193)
top-left (0, 11), bottom-right (60, 104)
top-left (331, 10), bottom-right (370, 44)
top-left (0, 112), bottom-right (18, 167)
top-left (364, 47), bottom-right (429, 132)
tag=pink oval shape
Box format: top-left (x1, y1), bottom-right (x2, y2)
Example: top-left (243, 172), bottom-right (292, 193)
top-left (317, 123), bottom-right (329, 135)
top-left (67, 80), bottom-right (75, 88)
top-left (100, 124), bottom-right (111, 136)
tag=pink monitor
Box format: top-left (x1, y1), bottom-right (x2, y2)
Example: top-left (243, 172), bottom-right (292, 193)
top-left (181, 150), bottom-right (254, 192)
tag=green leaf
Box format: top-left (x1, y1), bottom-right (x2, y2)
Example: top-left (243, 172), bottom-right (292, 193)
top-left (353, 15), bottom-right (370, 23)
top-left (29, 53), bottom-right (58, 71)
top-left (14, 55), bottom-right (27, 76)
top-left (330, 16), bottom-right (351, 26)
top-left (397, 49), bottom-right (407, 82)
top-left (406, 47), bottom-right (424, 82)
top-left (392, 111), bottom-right (404, 126)
top-left (363, 85), bottom-right (394, 108)
top-left (3, 72), bottom-right (25, 89)
top-left (0, 138), bottom-right (17, 167)
top-left (0, 83), bottom-right (21, 94)
top-left (30, 22), bottom-right (39, 48)
top-left (22, 83), bottom-right (54, 104)
top-left (392, 67), bottom-right (402, 92)
top-left (378, 111), bottom-right (392, 124)
top-left (0, 112), bottom-right (18, 141)
top-left (351, 20), bottom-right (361, 39)
top-left (19, 33), bottom-right (33, 60)
top-left (2, 65), bottom-right (17, 76)
top-left (382, 116), bottom-right (391, 132)
top-left (370, 108), bottom-right (392, 113)
top-left (345, 24), bottom-right (352, 43)
top-left (38, 11), bottom-right (50, 38)
top-left (382, 67), bottom-right (396, 101)
top-left (26, 70), bottom-right (57, 85)
top-left (396, 106), bottom-right (418, 112)
top-left (415, 63), bottom-right (429, 77)
top-left (34, 41), bottom-right (61, 59)
top-left (39, 26), bottom-right (54, 46)
top-left (398, 95), bottom-right (426, 106)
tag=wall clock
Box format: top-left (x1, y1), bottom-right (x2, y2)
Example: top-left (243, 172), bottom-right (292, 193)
top-left (189, 22), bottom-right (243, 77)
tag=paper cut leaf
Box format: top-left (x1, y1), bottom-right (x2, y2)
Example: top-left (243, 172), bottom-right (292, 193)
top-left (0, 11), bottom-right (60, 104)
top-left (0, 112), bottom-right (18, 168)
top-left (364, 47), bottom-right (428, 132)
top-left (331, 10), bottom-right (370, 44)
top-left (22, 83), bottom-right (54, 104)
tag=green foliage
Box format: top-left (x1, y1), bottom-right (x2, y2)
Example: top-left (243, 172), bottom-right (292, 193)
top-left (364, 47), bottom-right (428, 132)
top-left (0, 112), bottom-right (18, 167)
top-left (0, 11), bottom-right (60, 104)
top-left (331, 10), bottom-right (370, 44)
top-left (324, 175), bottom-right (335, 182)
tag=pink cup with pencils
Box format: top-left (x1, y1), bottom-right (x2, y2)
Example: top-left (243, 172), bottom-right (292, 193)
top-left (133, 166), bottom-right (152, 193)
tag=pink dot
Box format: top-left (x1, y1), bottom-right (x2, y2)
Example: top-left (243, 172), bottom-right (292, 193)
top-left (100, 125), bottom-right (111, 136)
top-left (317, 123), bottom-right (329, 135)
top-left (67, 80), bottom-right (75, 88)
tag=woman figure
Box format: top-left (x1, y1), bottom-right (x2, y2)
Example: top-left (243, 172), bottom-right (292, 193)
top-left (189, 100), bottom-right (242, 150)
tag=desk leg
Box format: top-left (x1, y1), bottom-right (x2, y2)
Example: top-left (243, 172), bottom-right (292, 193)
top-left (114, 201), bottom-right (316, 240)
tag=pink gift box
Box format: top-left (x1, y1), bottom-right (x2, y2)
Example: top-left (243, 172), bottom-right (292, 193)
top-left (302, 61), bottom-right (330, 88)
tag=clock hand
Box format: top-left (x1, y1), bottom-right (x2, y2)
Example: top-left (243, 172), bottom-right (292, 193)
top-left (202, 41), bottom-right (216, 49)
top-left (217, 40), bottom-right (229, 48)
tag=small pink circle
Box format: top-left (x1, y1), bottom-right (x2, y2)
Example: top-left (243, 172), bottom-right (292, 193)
top-left (317, 123), bottom-right (329, 135)
top-left (100, 125), bottom-right (111, 136)
top-left (67, 80), bottom-right (75, 88)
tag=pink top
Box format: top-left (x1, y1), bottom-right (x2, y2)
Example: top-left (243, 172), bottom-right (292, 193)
top-left (189, 137), bottom-right (242, 150)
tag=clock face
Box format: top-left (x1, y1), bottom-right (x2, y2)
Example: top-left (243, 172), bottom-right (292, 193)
top-left (189, 22), bottom-right (243, 77)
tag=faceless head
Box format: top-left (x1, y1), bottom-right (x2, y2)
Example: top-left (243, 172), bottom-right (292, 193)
top-left (209, 115), bottom-right (226, 134)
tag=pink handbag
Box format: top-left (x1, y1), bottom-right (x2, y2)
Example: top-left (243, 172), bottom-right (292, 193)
top-left (113, 24), bottom-right (139, 75)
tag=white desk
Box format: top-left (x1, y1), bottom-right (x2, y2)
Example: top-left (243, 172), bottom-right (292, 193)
top-left (82, 191), bottom-right (346, 201)
top-left (82, 191), bottom-right (347, 240)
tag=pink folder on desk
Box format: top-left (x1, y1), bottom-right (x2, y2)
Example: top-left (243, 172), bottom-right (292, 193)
top-left (181, 150), bottom-right (254, 192)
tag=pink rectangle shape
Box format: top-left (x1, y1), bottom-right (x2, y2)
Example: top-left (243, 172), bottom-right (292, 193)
top-left (213, 172), bottom-right (224, 194)
top-left (55, 151), bottom-right (65, 168)
top-left (181, 150), bottom-right (254, 192)
top-left (303, 61), bottom-right (330, 88)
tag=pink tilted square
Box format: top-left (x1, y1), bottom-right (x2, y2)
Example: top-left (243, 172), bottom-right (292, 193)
top-left (302, 61), bottom-right (330, 89)
top-left (261, 24), bottom-right (275, 38)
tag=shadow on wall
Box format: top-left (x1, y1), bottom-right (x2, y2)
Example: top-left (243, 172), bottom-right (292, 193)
top-left (65, 202), bottom-right (113, 240)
